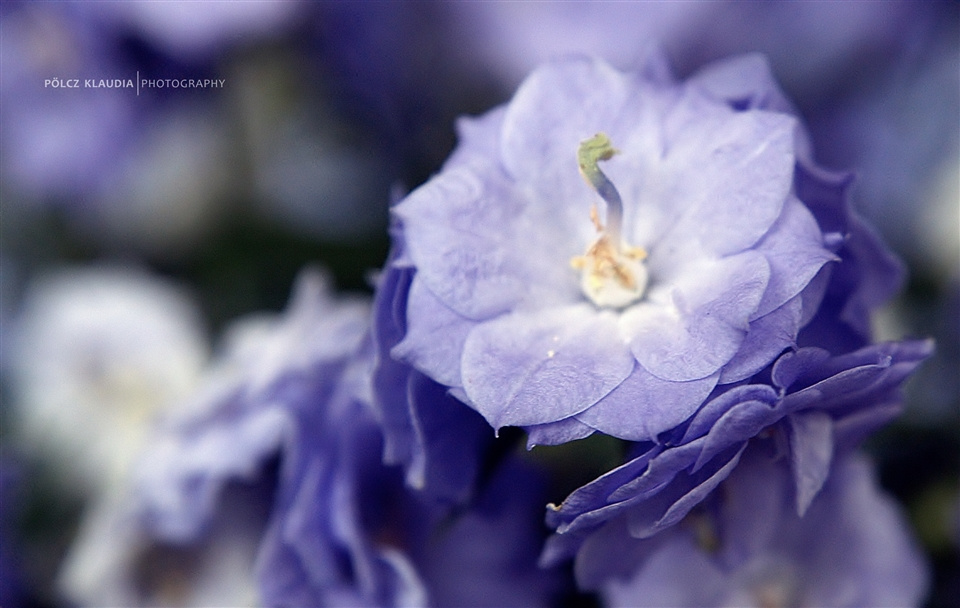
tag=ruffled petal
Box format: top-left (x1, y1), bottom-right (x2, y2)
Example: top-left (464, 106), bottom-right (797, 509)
top-left (462, 306), bottom-right (634, 428)
top-left (525, 417), bottom-right (596, 448)
top-left (500, 57), bottom-right (633, 233)
top-left (754, 196), bottom-right (837, 318)
top-left (623, 251), bottom-right (770, 381)
top-left (625, 444), bottom-right (747, 539)
top-left (395, 162), bottom-right (527, 320)
top-left (545, 443), bottom-right (662, 532)
top-left (404, 372), bottom-right (494, 502)
top-left (719, 296), bottom-right (802, 384)
top-left (680, 384), bottom-right (780, 444)
top-left (653, 104), bottom-right (796, 259)
top-left (688, 52), bottom-right (800, 123)
top-left (575, 364), bottom-right (719, 441)
top-left (391, 276), bottom-right (475, 388)
top-left (445, 106), bottom-right (506, 169)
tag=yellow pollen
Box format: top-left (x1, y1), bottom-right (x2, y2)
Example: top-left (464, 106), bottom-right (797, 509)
top-left (571, 219), bottom-right (647, 292)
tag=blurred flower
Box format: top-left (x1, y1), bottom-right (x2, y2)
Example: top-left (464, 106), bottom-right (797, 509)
top-left (126, 268), bottom-right (561, 606)
top-left (379, 52), bottom-right (870, 445)
top-left (258, 391), bottom-right (563, 608)
top-left (134, 268), bottom-right (369, 542)
top-left (598, 449), bottom-right (928, 607)
top-left (58, 268), bottom-right (367, 606)
top-left (8, 265), bottom-right (208, 494)
top-left (5, 265), bottom-right (211, 605)
top-left (448, 1), bottom-right (927, 95)
top-left (58, 477), bottom-right (271, 607)
top-left (91, 0), bottom-right (300, 62)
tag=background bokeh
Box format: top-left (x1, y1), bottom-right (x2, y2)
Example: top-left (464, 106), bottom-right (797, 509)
top-left (1, 2), bottom-right (957, 607)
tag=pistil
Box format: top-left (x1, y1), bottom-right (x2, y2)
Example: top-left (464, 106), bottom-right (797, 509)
top-left (571, 133), bottom-right (648, 308)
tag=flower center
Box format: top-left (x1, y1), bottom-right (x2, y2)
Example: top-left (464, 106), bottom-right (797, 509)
top-left (570, 133), bottom-right (648, 308)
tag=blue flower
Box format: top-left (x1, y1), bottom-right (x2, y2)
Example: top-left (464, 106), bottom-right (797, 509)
top-left (134, 268), bottom-right (369, 541)
top-left (130, 268), bottom-right (562, 606)
top-left (381, 52), bottom-right (848, 443)
top-left (597, 449), bottom-right (928, 607)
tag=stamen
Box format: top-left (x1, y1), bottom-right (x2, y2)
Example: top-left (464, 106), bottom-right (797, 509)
top-left (573, 133), bottom-right (648, 309)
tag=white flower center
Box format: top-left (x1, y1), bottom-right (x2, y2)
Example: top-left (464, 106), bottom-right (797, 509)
top-left (570, 133), bottom-right (648, 308)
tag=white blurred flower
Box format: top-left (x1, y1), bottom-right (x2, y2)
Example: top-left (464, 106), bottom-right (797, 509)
top-left (57, 481), bottom-right (266, 608)
top-left (8, 265), bottom-right (208, 494)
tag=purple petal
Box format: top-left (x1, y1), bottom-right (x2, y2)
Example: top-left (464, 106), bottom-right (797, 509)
top-left (654, 106), bottom-right (796, 258)
top-left (462, 306), bottom-right (634, 428)
top-left (625, 444), bottom-right (747, 539)
top-left (405, 373), bottom-right (493, 502)
top-left (575, 364), bottom-right (719, 441)
top-left (135, 406), bottom-right (288, 541)
top-left (525, 417), bottom-right (596, 448)
top-left (692, 400), bottom-right (780, 472)
top-left (687, 53), bottom-right (798, 117)
top-left (500, 57), bottom-right (632, 194)
top-left (754, 196), bottom-right (838, 318)
top-left (391, 276), bottom-right (475, 388)
top-left (680, 384), bottom-right (779, 444)
top-left (786, 411), bottom-right (834, 515)
top-left (545, 444), bottom-right (662, 529)
top-left (839, 215), bottom-right (906, 337)
top-left (770, 347), bottom-right (831, 391)
top-left (624, 251), bottom-right (770, 381)
top-left (395, 163), bottom-right (527, 320)
top-left (718, 296), bottom-right (802, 383)
top-left (445, 106), bottom-right (507, 169)
top-left (608, 440), bottom-right (709, 503)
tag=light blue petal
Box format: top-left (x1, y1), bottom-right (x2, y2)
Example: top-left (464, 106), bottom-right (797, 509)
top-left (576, 364), bottom-right (719, 441)
top-left (462, 306), bottom-right (633, 428)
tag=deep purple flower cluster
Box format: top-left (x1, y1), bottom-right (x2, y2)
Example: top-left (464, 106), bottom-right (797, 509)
top-left (540, 339), bottom-right (931, 573)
